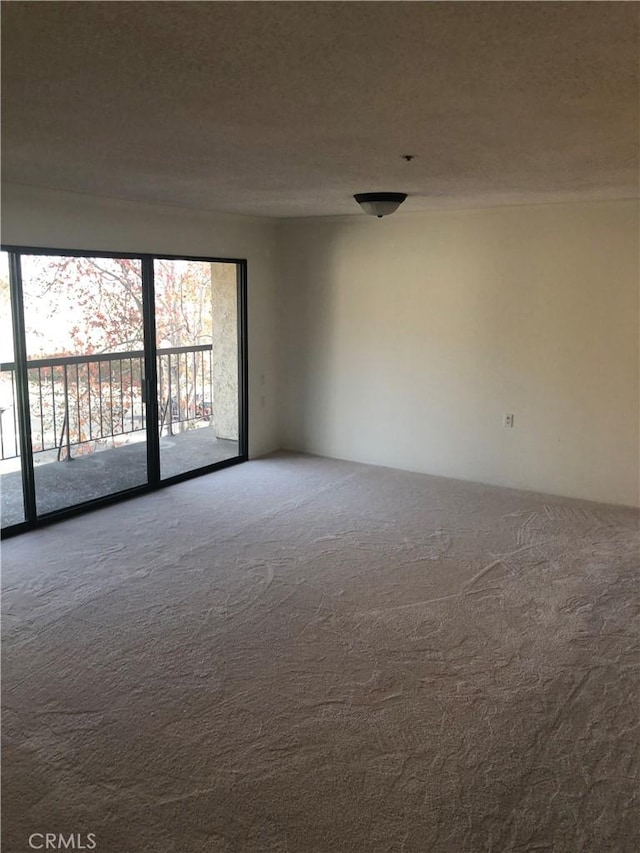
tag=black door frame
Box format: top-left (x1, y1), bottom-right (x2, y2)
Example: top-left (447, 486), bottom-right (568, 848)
top-left (1, 245), bottom-right (248, 538)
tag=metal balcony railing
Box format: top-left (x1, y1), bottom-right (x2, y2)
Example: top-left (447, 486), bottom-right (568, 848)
top-left (0, 345), bottom-right (213, 462)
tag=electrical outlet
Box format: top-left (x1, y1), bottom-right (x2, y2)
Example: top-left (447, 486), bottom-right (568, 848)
top-left (503, 413), bottom-right (514, 428)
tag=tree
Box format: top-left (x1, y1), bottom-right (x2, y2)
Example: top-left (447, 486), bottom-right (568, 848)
top-left (20, 255), bottom-right (214, 456)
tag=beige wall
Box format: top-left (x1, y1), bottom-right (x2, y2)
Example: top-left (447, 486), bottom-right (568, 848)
top-left (210, 262), bottom-right (239, 441)
top-left (278, 200), bottom-right (640, 507)
top-left (1, 183), bottom-right (280, 458)
top-left (5, 186), bottom-right (638, 506)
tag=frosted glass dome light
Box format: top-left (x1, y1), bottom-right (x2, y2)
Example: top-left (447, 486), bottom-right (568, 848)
top-left (354, 192), bottom-right (407, 218)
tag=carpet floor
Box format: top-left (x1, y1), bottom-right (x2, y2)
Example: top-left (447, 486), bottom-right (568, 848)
top-left (2, 452), bottom-right (639, 852)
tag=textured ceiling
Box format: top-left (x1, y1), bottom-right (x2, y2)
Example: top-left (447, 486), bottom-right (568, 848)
top-left (2, 1), bottom-right (638, 218)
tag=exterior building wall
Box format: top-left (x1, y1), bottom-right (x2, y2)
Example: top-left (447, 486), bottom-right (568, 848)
top-left (211, 263), bottom-right (239, 441)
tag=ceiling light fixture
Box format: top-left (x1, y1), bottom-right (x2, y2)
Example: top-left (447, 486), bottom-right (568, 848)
top-left (354, 192), bottom-right (407, 218)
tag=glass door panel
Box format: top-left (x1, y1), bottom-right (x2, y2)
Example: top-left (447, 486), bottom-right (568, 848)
top-left (21, 255), bottom-right (147, 515)
top-left (154, 259), bottom-right (240, 479)
top-left (0, 251), bottom-right (25, 528)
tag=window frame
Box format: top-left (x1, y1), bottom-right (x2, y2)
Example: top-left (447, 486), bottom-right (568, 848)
top-left (0, 244), bottom-right (248, 538)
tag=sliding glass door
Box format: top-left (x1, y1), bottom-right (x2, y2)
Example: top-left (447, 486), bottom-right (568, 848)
top-left (0, 248), bottom-right (247, 535)
top-left (154, 259), bottom-right (240, 479)
top-left (20, 255), bottom-right (148, 515)
top-left (0, 251), bottom-right (25, 526)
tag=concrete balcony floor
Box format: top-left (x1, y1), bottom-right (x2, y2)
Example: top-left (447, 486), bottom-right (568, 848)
top-left (0, 426), bottom-right (239, 528)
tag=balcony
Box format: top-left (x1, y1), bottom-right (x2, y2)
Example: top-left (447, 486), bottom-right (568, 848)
top-left (0, 345), bottom-right (239, 526)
